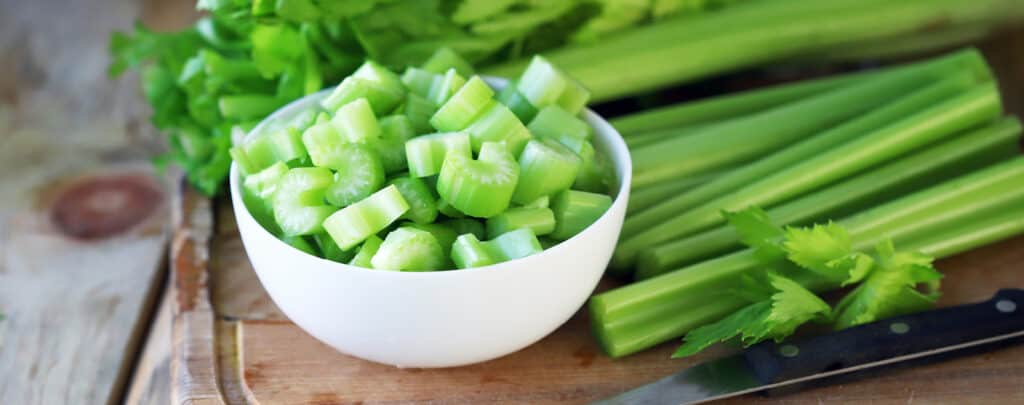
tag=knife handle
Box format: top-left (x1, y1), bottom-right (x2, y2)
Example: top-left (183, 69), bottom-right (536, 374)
top-left (743, 289), bottom-right (1024, 384)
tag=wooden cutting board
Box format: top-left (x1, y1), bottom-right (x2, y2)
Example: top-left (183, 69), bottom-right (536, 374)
top-left (162, 32), bottom-right (1024, 405)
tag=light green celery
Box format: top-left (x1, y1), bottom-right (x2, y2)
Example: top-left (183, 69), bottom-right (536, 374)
top-left (348, 235), bottom-right (383, 268)
top-left (623, 72), bottom-right (980, 238)
top-left (314, 233), bottom-right (356, 263)
top-left (330, 98), bottom-right (381, 143)
top-left (321, 76), bottom-right (402, 115)
top-left (421, 47), bottom-right (474, 77)
top-left (404, 93), bottom-right (439, 134)
top-left (401, 67), bottom-right (438, 98)
top-left (437, 141), bottom-right (519, 218)
top-left (592, 157), bottom-right (1024, 357)
top-left (627, 171), bottom-right (721, 215)
top-left (623, 127), bottom-right (698, 149)
top-left (323, 185), bottom-right (409, 250)
top-left (609, 70), bottom-right (871, 135)
top-left (516, 55), bottom-right (567, 108)
top-left (323, 143), bottom-right (385, 207)
top-left (371, 115), bottom-right (416, 173)
top-left (464, 101), bottom-right (532, 155)
top-left (497, 80), bottom-right (539, 123)
top-left (218, 94), bottom-right (285, 119)
top-left (635, 117), bottom-right (1022, 278)
top-left (437, 198), bottom-right (465, 218)
top-left (512, 138), bottom-right (582, 204)
top-left (430, 76), bottom-right (496, 132)
top-left (484, 0), bottom-right (1018, 102)
top-left (370, 227), bottom-right (446, 271)
top-left (451, 228), bottom-right (543, 269)
top-left (231, 134), bottom-right (278, 175)
top-left (405, 132), bottom-right (472, 178)
top-left (404, 222), bottom-right (458, 257)
top-left (428, 68), bottom-right (467, 106)
top-left (521, 195), bottom-right (550, 209)
top-left (243, 161), bottom-right (289, 200)
top-left (628, 49), bottom-right (989, 188)
top-left (351, 60), bottom-right (405, 101)
top-left (556, 75), bottom-right (591, 115)
top-left (271, 167), bottom-right (337, 236)
top-left (443, 218), bottom-right (486, 240)
top-left (550, 190), bottom-right (613, 241)
top-left (486, 207), bottom-right (556, 239)
top-left (389, 176), bottom-right (439, 224)
top-left (614, 81), bottom-right (1001, 270)
top-left (267, 127), bottom-right (308, 163)
top-left (283, 235), bottom-right (318, 256)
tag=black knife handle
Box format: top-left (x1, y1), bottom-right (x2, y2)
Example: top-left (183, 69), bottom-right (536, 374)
top-left (743, 289), bottom-right (1024, 384)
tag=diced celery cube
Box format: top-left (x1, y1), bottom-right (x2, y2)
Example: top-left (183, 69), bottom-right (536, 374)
top-left (550, 189), bottom-right (612, 240)
top-left (405, 132), bottom-right (472, 178)
top-left (464, 101), bottom-right (531, 156)
top-left (330, 98), bottom-right (381, 143)
top-left (430, 76), bottom-right (496, 132)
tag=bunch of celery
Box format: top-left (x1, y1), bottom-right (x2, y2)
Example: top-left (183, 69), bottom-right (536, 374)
top-left (590, 48), bottom-right (1024, 357)
top-left (112, 0), bottom-right (1024, 196)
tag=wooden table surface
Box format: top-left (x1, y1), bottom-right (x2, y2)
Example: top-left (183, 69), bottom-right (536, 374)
top-left (2, 1), bottom-right (1023, 404)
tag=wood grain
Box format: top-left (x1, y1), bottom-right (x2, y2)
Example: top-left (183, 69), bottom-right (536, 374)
top-left (126, 287), bottom-right (174, 405)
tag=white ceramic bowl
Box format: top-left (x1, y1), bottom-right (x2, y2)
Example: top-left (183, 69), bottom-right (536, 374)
top-left (230, 79), bottom-right (632, 368)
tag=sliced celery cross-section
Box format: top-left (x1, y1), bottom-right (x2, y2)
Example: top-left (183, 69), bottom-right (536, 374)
top-left (512, 138), bottom-right (582, 204)
top-left (405, 132), bottom-right (472, 178)
top-left (323, 184), bottom-right (410, 250)
top-left (430, 76), bottom-right (496, 132)
top-left (438, 142), bottom-right (520, 218)
top-left (272, 167), bottom-right (337, 236)
top-left (371, 227), bottom-right (446, 271)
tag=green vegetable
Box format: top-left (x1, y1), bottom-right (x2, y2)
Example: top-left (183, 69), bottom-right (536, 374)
top-left (636, 117), bottom-right (1022, 278)
top-left (272, 167), bottom-right (337, 236)
top-left (614, 77), bottom-right (1001, 270)
top-left (437, 142), bottom-right (520, 217)
top-left (451, 228), bottom-right (543, 269)
top-left (592, 157), bottom-right (1024, 357)
top-left (430, 76), bottom-right (495, 132)
top-left (550, 190), bottom-right (613, 241)
top-left (464, 101), bottom-right (532, 155)
top-left (323, 185), bottom-right (409, 250)
top-left (349, 235), bottom-right (384, 268)
top-left (371, 227), bottom-right (446, 271)
top-left (405, 132), bottom-right (472, 178)
top-left (323, 143), bottom-right (385, 207)
top-left (389, 176), bottom-right (440, 224)
top-left (314, 232), bottom-right (356, 263)
top-left (511, 138), bottom-right (581, 204)
top-left (624, 67), bottom-right (984, 244)
top-left (496, 80), bottom-right (539, 123)
top-left (330, 98), bottom-right (382, 143)
top-left (486, 207), bottom-right (556, 239)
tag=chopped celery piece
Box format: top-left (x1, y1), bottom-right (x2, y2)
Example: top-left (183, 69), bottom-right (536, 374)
top-left (437, 198), bottom-right (465, 218)
top-left (528, 105), bottom-right (592, 142)
top-left (574, 144), bottom-right (611, 193)
top-left (401, 67), bottom-right (438, 98)
top-left (372, 115), bottom-right (416, 173)
top-left (512, 138), bottom-right (582, 204)
top-left (351, 60), bottom-right (405, 101)
top-left (314, 232), bottom-right (356, 263)
top-left (486, 207), bottom-right (556, 238)
top-left (301, 120), bottom-right (345, 168)
top-left (268, 127), bottom-right (308, 163)
top-left (443, 218), bottom-right (486, 240)
top-left (241, 185), bottom-right (280, 236)
top-left (517, 56), bottom-right (568, 108)
top-left (430, 76), bottom-right (496, 132)
top-left (323, 143), bottom-right (385, 207)
top-left (389, 176), bottom-right (439, 224)
top-left (272, 167), bottom-right (337, 236)
top-left (404, 93), bottom-right (439, 134)
top-left (451, 228), bottom-right (543, 269)
top-left (521, 195), bottom-right (550, 209)
top-left (405, 132), bottom-right (472, 178)
top-left (464, 101), bottom-right (532, 155)
top-left (556, 76), bottom-right (590, 114)
top-left (348, 235), bottom-right (383, 268)
top-left (422, 47), bottom-right (474, 77)
top-left (323, 184), bottom-right (410, 250)
top-left (330, 98), bottom-right (381, 143)
top-left (438, 142), bottom-right (520, 218)
top-left (231, 134), bottom-right (278, 175)
top-left (550, 190), bottom-right (612, 240)
top-left (371, 227), bottom-right (446, 271)
top-left (497, 80), bottom-right (539, 122)
top-left (321, 76), bottom-right (402, 115)
top-left (539, 237), bottom-right (559, 249)
top-left (283, 235), bottom-right (318, 256)
top-left (405, 222), bottom-right (458, 256)
top-left (427, 68), bottom-right (467, 106)
top-left (451, 233), bottom-right (496, 268)
top-left (243, 161), bottom-right (289, 200)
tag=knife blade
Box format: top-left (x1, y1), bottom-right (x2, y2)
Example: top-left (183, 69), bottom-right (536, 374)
top-left (593, 288), bottom-right (1024, 405)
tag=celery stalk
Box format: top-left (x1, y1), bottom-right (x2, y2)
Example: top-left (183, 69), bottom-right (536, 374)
top-left (592, 157), bottom-right (1024, 357)
top-left (623, 71), bottom-right (982, 238)
top-left (614, 81), bottom-right (1002, 269)
top-left (636, 117), bottom-right (1022, 278)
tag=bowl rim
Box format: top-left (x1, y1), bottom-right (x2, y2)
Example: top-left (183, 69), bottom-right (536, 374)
top-left (229, 76), bottom-right (633, 276)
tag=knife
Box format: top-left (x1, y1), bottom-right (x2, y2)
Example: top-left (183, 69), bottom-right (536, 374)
top-left (593, 288), bottom-right (1024, 405)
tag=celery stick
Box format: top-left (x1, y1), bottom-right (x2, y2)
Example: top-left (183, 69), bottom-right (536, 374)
top-left (636, 117), bottom-right (1022, 278)
top-left (483, 0), bottom-right (1018, 102)
top-left (593, 157), bottom-right (1024, 357)
top-left (614, 81), bottom-right (1001, 269)
top-left (629, 49), bottom-right (988, 188)
top-left (609, 71), bottom-right (872, 136)
top-left (627, 171), bottom-right (722, 215)
top-left (624, 71), bottom-right (980, 238)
